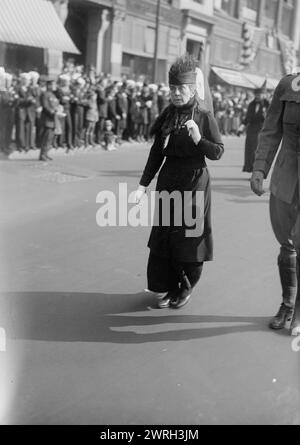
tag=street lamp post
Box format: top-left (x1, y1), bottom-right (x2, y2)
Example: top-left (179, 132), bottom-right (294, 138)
top-left (153, 0), bottom-right (161, 83)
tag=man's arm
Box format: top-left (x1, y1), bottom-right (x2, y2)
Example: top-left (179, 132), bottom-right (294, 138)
top-left (252, 81), bottom-right (285, 179)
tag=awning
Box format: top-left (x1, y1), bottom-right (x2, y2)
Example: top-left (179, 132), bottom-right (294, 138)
top-left (0, 0), bottom-right (80, 54)
top-left (242, 73), bottom-right (280, 90)
top-left (211, 66), bottom-right (280, 90)
top-left (211, 66), bottom-right (256, 89)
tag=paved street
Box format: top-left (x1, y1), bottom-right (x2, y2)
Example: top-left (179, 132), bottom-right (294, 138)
top-left (0, 137), bottom-right (299, 425)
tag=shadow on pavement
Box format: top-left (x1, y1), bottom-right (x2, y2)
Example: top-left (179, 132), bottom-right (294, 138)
top-left (0, 291), bottom-right (274, 344)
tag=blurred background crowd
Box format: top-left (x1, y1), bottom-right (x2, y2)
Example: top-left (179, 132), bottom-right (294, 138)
top-left (211, 85), bottom-right (273, 137)
top-left (0, 63), bottom-right (171, 155)
top-left (0, 61), bottom-right (273, 156)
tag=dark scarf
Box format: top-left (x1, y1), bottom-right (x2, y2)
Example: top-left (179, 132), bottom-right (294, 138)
top-left (150, 97), bottom-right (199, 139)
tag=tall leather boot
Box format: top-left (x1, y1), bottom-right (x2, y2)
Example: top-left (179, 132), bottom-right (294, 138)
top-left (290, 254), bottom-right (300, 336)
top-left (269, 251), bottom-right (297, 330)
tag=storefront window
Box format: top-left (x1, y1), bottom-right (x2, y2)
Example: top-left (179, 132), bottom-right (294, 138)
top-left (242, 0), bottom-right (258, 22)
top-left (122, 53), bottom-right (167, 83)
top-left (213, 36), bottom-right (240, 67)
top-left (217, 0), bottom-right (238, 17)
top-left (264, 0), bottom-right (277, 19)
top-left (187, 39), bottom-right (204, 62)
top-left (245, 0), bottom-right (259, 10)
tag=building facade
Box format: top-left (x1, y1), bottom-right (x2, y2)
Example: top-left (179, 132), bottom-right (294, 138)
top-left (63, 0), bottom-right (182, 82)
top-left (1, 0), bottom-right (299, 84)
top-left (210, 0), bottom-right (300, 88)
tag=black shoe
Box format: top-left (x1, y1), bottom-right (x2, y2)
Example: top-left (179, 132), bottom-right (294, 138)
top-left (170, 288), bottom-right (192, 309)
top-left (269, 303), bottom-right (294, 330)
top-left (157, 291), bottom-right (178, 309)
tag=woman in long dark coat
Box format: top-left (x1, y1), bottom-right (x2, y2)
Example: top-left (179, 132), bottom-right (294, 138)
top-left (242, 87), bottom-right (269, 173)
top-left (134, 55), bottom-right (224, 309)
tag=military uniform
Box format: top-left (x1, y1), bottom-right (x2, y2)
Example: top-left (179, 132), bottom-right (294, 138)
top-left (71, 79), bottom-right (85, 148)
top-left (39, 84), bottom-right (58, 160)
top-left (253, 73), bottom-right (300, 335)
top-left (56, 76), bottom-right (73, 150)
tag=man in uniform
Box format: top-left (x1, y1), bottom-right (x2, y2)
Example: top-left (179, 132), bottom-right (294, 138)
top-left (250, 71), bottom-right (300, 336)
top-left (39, 79), bottom-right (58, 161)
top-left (56, 73), bottom-right (73, 152)
top-left (71, 75), bottom-right (86, 149)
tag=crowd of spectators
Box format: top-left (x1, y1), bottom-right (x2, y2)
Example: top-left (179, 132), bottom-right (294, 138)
top-left (0, 61), bottom-right (274, 156)
top-left (211, 84), bottom-right (273, 136)
top-left (0, 62), bottom-right (170, 155)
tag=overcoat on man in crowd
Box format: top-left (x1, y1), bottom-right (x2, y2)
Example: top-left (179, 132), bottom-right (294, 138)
top-left (243, 83), bottom-right (269, 173)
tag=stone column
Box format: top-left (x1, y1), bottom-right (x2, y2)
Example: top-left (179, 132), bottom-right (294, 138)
top-left (96, 9), bottom-right (111, 74)
top-left (275, 0), bottom-right (283, 32)
top-left (180, 12), bottom-right (190, 55)
top-left (291, 0), bottom-right (300, 50)
top-left (48, 0), bottom-right (70, 78)
top-left (256, 0), bottom-right (265, 27)
top-left (110, 7), bottom-right (126, 79)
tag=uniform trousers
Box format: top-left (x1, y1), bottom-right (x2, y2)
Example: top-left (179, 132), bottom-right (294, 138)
top-left (40, 126), bottom-right (54, 158)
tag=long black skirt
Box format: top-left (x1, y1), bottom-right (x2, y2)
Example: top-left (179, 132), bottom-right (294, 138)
top-left (146, 160), bottom-right (213, 292)
top-left (148, 160), bottom-right (213, 263)
top-left (147, 252), bottom-right (203, 293)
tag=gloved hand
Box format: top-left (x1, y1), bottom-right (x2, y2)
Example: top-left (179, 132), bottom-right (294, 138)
top-left (185, 120), bottom-right (201, 145)
top-left (250, 171), bottom-right (265, 196)
top-left (134, 185), bottom-right (146, 204)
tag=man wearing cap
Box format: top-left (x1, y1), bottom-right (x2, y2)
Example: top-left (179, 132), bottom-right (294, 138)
top-left (71, 75), bottom-right (86, 149)
top-left (116, 82), bottom-right (129, 143)
top-left (39, 79), bottom-right (58, 161)
top-left (56, 74), bottom-right (73, 152)
top-left (134, 54), bottom-right (224, 309)
top-left (251, 71), bottom-right (300, 336)
top-left (95, 78), bottom-right (108, 144)
top-left (242, 83), bottom-right (269, 173)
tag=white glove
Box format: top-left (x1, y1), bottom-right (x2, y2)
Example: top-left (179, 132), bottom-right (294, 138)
top-left (134, 185), bottom-right (146, 204)
top-left (185, 120), bottom-right (201, 145)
